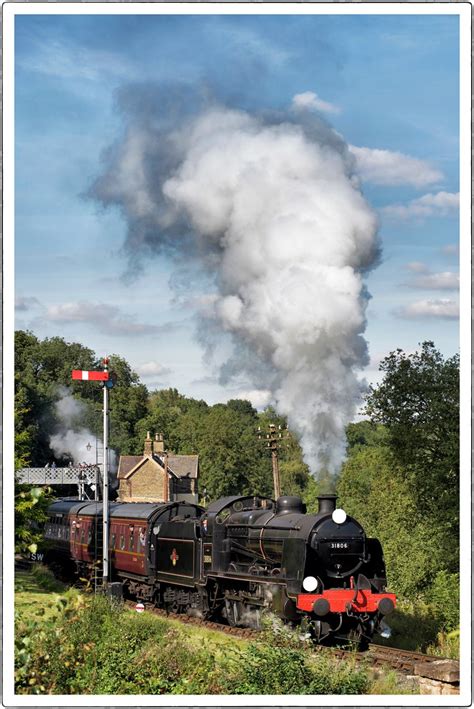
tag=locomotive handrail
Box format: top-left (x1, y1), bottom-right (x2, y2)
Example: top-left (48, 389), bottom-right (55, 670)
top-left (226, 522), bottom-right (302, 531)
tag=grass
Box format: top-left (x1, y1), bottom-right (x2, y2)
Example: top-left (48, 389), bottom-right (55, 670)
top-left (374, 598), bottom-right (460, 659)
top-left (13, 568), bottom-right (416, 696)
top-left (15, 567), bottom-right (77, 624)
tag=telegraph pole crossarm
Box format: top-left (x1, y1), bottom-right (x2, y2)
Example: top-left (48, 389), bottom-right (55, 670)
top-left (257, 423), bottom-right (290, 500)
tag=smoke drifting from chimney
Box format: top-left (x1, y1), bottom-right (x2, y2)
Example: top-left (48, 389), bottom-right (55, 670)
top-left (49, 388), bottom-right (117, 472)
top-left (90, 87), bottom-right (380, 477)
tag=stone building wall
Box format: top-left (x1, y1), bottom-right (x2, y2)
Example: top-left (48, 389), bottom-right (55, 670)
top-left (119, 458), bottom-right (166, 502)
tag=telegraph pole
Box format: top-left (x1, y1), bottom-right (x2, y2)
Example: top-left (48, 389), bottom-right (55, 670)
top-left (257, 423), bottom-right (289, 500)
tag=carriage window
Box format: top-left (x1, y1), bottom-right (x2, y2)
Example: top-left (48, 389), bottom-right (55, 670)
top-left (120, 535), bottom-right (125, 550)
top-left (88, 529), bottom-right (92, 544)
top-left (129, 533), bottom-right (134, 551)
top-left (111, 533), bottom-right (116, 548)
top-left (81, 530), bottom-right (85, 544)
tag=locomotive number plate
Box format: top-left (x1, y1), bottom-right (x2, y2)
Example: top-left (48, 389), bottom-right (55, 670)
top-left (330, 542), bottom-right (349, 550)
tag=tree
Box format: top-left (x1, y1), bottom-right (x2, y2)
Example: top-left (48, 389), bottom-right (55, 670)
top-left (106, 354), bottom-right (149, 455)
top-left (364, 341), bottom-right (459, 573)
top-left (337, 445), bottom-right (447, 597)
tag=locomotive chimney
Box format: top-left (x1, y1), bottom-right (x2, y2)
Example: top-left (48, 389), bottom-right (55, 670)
top-left (317, 494), bottom-right (338, 515)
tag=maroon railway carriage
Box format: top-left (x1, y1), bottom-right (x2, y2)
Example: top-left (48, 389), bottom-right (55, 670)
top-left (44, 499), bottom-right (204, 596)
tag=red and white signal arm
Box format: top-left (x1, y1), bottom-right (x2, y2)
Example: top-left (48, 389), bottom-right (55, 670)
top-left (72, 370), bottom-right (109, 381)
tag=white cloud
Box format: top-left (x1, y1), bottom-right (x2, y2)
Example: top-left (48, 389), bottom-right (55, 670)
top-left (396, 298), bottom-right (459, 320)
top-left (19, 38), bottom-right (137, 82)
top-left (408, 272), bottom-right (459, 290)
top-left (406, 261), bottom-right (430, 273)
top-left (15, 296), bottom-right (40, 311)
top-left (291, 91), bottom-right (341, 115)
top-left (381, 191), bottom-right (459, 220)
top-left (223, 25), bottom-right (291, 67)
top-left (46, 301), bottom-right (178, 337)
top-left (349, 145), bottom-right (443, 187)
top-left (135, 361), bottom-right (172, 378)
top-left (441, 243), bottom-right (459, 257)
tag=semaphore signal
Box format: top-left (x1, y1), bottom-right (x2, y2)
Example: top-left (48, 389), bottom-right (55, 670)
top-left (71, 357), bottom-right (115, 588)
top-left (72, 369), bottom-right (109, 381)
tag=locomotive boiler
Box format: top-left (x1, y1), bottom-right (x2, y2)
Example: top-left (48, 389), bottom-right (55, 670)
top-left (44, 492), bottom-right (395, 646)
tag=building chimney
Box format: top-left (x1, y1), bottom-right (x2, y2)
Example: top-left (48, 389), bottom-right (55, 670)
top-left (144, 431), bottom-right (153, 457)
top-left (317, 494), bottom-right (337, 515)
top-left (153, 433), bottom-right (165, 454)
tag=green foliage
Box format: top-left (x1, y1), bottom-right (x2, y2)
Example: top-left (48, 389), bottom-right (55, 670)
top-left (337, 445), bottom-right (446, 596)
top-left (426, 629), bottom-right (460, 660)
top-left (106, 354), bottom-right (149, 454)
top-left (29, 564), bottom-right (66, 593)
top-left (365, 342), bottom-right (459, 547)
top-left (15, 593), bottom-right (370, 695)
top-left (14, 484), bottom-right (54, 554)
top-left (346, 420), bottom-right (389, 451)
top-left (425, 571), bottom-right (460, 632)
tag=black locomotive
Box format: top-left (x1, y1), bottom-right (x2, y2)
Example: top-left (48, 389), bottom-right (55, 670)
top-left (44, 493), bottom-right (395, 645)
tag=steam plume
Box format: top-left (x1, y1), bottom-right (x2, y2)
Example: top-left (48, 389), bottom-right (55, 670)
top-left (91, 88), bottom-right (379, 477)
top-left (50, 388), bottom-right (117, 471)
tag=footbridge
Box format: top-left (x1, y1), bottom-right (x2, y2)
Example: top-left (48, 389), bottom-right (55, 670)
top-left (16, 466), bottom-right (101, 500)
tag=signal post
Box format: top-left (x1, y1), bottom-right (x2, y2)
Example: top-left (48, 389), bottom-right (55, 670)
top-left (72, 359), bottom-right (115, 588)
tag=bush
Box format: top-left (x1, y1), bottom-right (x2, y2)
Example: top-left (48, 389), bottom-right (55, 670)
top-left (219, 643), bottom-right (369, 695)
top-left (16, 595), bottom-right (370, 695)
top-left (425, 571), bottom-right (460, 632)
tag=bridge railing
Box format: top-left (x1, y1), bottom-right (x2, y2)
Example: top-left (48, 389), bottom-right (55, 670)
top-left (16, 466), bottom-right (102, 486)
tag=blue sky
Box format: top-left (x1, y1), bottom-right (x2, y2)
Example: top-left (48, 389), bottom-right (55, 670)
top-left (14, 10), bottom-right (461, 407)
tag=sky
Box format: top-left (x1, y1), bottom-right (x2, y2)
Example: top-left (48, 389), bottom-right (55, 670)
top-left (14, 9), bottom-right (461, 411)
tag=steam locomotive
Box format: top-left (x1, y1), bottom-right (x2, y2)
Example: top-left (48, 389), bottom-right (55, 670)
top-left (44, 493), bottom-right (395, 645)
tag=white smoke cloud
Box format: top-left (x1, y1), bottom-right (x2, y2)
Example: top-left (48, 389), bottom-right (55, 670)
top-left (50, 389), bottom-right (117, 472)
top-left (50, 428), bottom-right (98, 466)
top-left (55, 386), bottom-right (85, 426)
top-left (233, 389), bottom-right (273, 410)
top-left (91, 99), bottom-right (380, 477)
top-left (292, 91), bottom-right (341, 115)
top-left (349, 145), bottom-right (442, 187)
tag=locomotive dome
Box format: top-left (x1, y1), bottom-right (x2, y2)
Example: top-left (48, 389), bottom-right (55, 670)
top-left (275, 495), bottom-right (306, 515)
